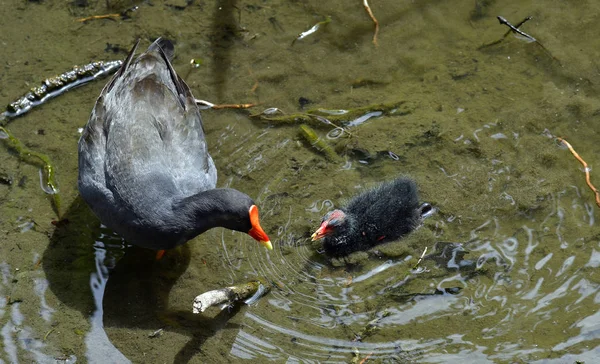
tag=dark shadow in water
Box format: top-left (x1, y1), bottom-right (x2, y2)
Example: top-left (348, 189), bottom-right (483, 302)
top-left (103, 243), bottom-right (244, 362)
top-left (210, 0), bottom-right (238, 101)
top-left (43, 195), bottom-right (244, 361)
top-left (173, 306), bottom-right (243, 363)
top-left (43, 195), bottom-right (103, 315)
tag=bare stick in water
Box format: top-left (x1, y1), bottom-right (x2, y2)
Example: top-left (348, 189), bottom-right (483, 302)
top-left (497, 16), bottom-right (536, 42)
top-left (479, 15), bottom-right (559, 64)
top-left (192, 280), bottom-right (269, 313)
top-left (195, 99), bottom-right (256, 110)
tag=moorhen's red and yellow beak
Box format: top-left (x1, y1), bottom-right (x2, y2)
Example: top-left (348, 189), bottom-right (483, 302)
top-left (311, 221), bottom-right (330, 241)
top-left (248, 205), bottom-right (272, 250)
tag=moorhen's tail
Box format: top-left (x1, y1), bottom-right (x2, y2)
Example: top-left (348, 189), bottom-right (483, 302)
top-left (148, 38), bottom-right (175, 61)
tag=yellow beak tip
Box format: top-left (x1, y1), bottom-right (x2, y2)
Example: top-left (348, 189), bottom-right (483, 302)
top-left (263, 240), bottom-right (273, 250)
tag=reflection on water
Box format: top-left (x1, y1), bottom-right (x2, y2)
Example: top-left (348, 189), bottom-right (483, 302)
top-left (84, 240), bottom-right (130, 363)
top-left (0, 263), bottom-right (76, 363)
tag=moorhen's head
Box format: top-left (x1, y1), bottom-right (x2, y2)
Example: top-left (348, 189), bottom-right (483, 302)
top-left (224, 196), bottom-right (272, 250)
top-left (184, 189), bottom-right (272, 250)
top-left (311, 209), bottom-right (350, 241)
top-left (239, 204), bottom-right (272, 250)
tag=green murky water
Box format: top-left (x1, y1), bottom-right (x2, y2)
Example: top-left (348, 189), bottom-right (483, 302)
top-left (2, 0), bottom-right (600, 362)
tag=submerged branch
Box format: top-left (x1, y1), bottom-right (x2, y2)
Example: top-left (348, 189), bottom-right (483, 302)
top-left (253, 101), bottom-right (411, 129)
top-left (0, 127), bottom-right (61, 217)
top-left (299, 124), bottom-right (342, 162)
top-left (1, 60), bottom-right (122, 123)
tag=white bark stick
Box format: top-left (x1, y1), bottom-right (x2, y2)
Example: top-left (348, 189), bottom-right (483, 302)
top-left (192, 280), bottom-right (268, 314)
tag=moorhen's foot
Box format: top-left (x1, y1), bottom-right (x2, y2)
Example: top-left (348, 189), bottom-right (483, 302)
top-left (155, 250), bottom-right (166, 260)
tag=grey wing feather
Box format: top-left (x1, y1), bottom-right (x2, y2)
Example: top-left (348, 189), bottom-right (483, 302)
top-left (78, 96), bottom-right (116, 212)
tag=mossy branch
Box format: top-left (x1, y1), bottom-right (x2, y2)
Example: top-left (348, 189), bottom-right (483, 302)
top-left (0, 126), bottom-right (61, 217)
top-left (252, 100), bottom-right (412, 129)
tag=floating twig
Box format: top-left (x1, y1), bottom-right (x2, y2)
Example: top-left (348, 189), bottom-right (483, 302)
top-left (363, 0), bottom-right (379, 46)
top-left (497, 16), bottom-right (536, 42)
top-left (292, 16), bottom-right (332, 46)
top-left (195, 99), bottom-right (256, 110)
top-left (211, 103), bottom-right (257, 110)
top-left (556, 137), bottom-right (600, 208)
top-left (478, 15), bottom-right (560, 64)
top-left (2, 60), bottom-right (122, 123)
top-left (0, 127), bottom-right (61, 216)
top-left (76, 13), bottom-right (120, 22)
top-left (76, 5), bottom-right (138, 22)
top-left (478, 16), bottom-right (533, 49)
top-left (192, 280), bottom-right (269, 313)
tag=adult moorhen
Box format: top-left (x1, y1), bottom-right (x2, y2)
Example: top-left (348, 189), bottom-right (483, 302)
top-left (311, 177), bottom-right (433, 257)
top-left (78, 38), bottom-right (272, 251)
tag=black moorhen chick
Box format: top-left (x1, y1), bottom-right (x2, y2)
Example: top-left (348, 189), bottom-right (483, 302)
top-left (78, 38), bottom-right (272, 251)
top-left (311, 177), bottom-right (432, 257)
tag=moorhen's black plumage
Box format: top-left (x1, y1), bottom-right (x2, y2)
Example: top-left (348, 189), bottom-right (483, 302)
top-left (78, 38), bottom-right (272, 251)
top-left (311, 177), bottom-right (432, 257)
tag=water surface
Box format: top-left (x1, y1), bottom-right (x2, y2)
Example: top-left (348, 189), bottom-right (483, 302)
top-left (1, 0), bottom-right (600, 362)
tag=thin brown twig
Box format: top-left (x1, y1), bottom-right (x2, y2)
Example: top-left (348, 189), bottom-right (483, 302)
top-left (556, 137), bottom-right (600, 208)
top-left (359, 352), bottom-right (373, 364)
top-left (195, 99), bottom-right (256, 110)
top-left (211, 103), bottom-right (256, 110)
top-left (76, 13), bottom-right (120, 22)
top-left (247, 67), bottom-right (260, 94)
top-left (363, 0), bottom-right (379, 46)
